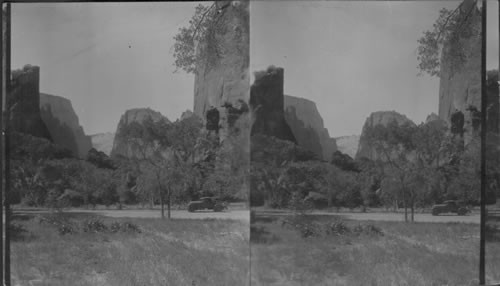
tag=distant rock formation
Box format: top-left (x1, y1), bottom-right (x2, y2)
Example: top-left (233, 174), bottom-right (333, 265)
top-left (335, 135), bottom-right (360, 159)
top-left (284, 95), bottom-right (337, 160)
top-left (8, 65), bottom-right (52, 140)
top-left (355, 111), bottom-right (416, 161)
top-left (425, 113), bottom-right (441, 124)
top-left (250, 66), bottom-right (296, 143)
top-left (110, 108), bottom-right (169, 158)
top-left (438, 3), bottom-right (481, 145)
top-left (90, 132), bottom-right (115, 156)
top-left (180, 110), bottom-right (196, 121)
top-left (193, 0), bottom-right (250, 143)
top-left (39, 93), bottom-right (92, 158)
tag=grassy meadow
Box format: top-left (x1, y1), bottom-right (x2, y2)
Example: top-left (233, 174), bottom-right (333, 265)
top-left (10, 212), bottom-right (249, 286)
top-left (250, 213), bottom-right (500, 286)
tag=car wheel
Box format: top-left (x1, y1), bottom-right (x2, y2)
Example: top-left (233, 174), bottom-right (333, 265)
top-left (214, 205), bottom-right (223, 212)
top-left (457, 208), bottom-right (467, 216)
top-left (432, 209), bottom-right (439, 216)
top-left (188, 204), bottom-right (196, 212)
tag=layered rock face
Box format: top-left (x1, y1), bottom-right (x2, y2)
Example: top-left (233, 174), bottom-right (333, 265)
top-left (355, 111), bottom-right (416, 160)
top-left (90, 132), bottom-right (115, 156)
top-left (250, 66), bottom-right (296, 143)
top-left (40, 93), bottom-right (92, 158)
top-left (284, 95), bottom-right (337, 160)
top-left (335, 135), bottom-right (360, 159)
top-left (193, 0), bottom-right (250, 143)
top-left (110, 108), bottom-right (169, 158)
top-left (8, 65), bottom-right (52, 140)
top-left (438, 4), bottom-right (481, 145)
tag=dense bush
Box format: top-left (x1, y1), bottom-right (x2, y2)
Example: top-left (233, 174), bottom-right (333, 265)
top-left (280, 215), bottom-right (384, 238)
top-left (37, 214), bottom-right (77, 235)
top-left (110, 221), bottom-right (142, 233)
top-left (81, 218), bottom-right (108, 233)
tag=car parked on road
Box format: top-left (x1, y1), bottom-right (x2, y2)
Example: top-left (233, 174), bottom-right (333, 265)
top-left (187, 197), bottom-right (228, 212)
top-left (431, 200), bottom-right (469, 216)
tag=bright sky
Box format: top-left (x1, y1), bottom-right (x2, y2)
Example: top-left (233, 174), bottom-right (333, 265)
top-left (11, 1), bottom-right (499, 137)
top-left (251, 1), bottom-right (499, 137)
top-left (12, 2), bottom-right (199, 135)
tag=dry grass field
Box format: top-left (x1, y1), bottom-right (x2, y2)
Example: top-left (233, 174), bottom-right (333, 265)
top-left (250, 213), bottom-right (500, 286)
top-left (10, 212), bottom-right (249, 286)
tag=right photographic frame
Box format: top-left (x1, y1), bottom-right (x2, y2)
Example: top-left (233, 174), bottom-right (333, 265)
top-left (249, 0), bottom-right (499, 285)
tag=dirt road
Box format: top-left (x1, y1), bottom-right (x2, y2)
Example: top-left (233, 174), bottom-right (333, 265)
top-left (258, 210), bottom-right (480, 224)
top-left (14, 208), bottom-right (250, 222)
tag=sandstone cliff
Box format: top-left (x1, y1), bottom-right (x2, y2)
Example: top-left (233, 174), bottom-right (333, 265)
top-left (40, 93), bottom-right (92, 158)
top-left (438, 3), bottom-right (481, 145)
top-left (284, 95), bottom-right (337, 160)
top-left (90, 132), bottom-right (115, 156)
top-left (250, 66), bottom-right (296, 143)
top-left (191, 1), bottom-right (250, 201)
top-left (8, 65), bottom-right (52, 140)
top-left (335, 135), bottom-right (360, 159)
top-left (110, 108), bottom-right (169, 159)
top-left (193, 1), bottom-right (250, 142)
top-left (355, 111), bottom-right (416, 161)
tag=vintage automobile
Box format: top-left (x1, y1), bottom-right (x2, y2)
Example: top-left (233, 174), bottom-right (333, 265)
top-left (431, 200), bottom-right (469, 216)
top-left (187, 197), bottom-right (227, 212)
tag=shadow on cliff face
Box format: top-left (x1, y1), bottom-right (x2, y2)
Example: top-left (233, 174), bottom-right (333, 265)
top-left (40, 105), bottom-right (79, 158)
top-left (8, 65), bottom-right (52, 140)
top-left (284, 105), bottom-right (323, 160)
top-left (250, 66), bottom-right (296, 143)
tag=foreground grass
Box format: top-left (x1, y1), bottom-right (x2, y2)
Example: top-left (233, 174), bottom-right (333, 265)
top-left (250, 213), bottom-right (500, 286)
top-left (11, 212), bottom-right (249, 286)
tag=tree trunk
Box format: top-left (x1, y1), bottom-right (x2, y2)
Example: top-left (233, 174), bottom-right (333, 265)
top-left (167, 190), bottom-right (171, 219)
top-left (150, 192), bottom-right (154, 210)
top-left (403, 190), bottom-right (408, 222)
top-left (160, 192), bottom-right (165, 219)
top-left (411, 199), bottom-right (415, 222)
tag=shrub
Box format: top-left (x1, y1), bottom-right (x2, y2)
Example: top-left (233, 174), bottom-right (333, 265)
top-left (326, 221), bottom-right (350, 236)
top-left (37, 214), bottom-right (76, 235)
top-left (109, 221), bottom-right (141, 233)
top-left (81, 218), bottom-right (107, 233)
top-left (352, 223), bottom-right (384, 236)
top-left (10, 223), bottom-right (29, 241)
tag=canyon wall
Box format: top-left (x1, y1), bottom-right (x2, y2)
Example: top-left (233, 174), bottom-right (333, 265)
top-left (110, 108), bottom-right (169, 159)
top-left (335, 135), bottom-right (360, 159)
top-left (438, 3), bottom-right (481, 145)
top-left (40, 93), bottom-right (92, 158)
top-left (284, 95), bottom-right (337, 160)
top-left (90, 132), bottom-right (115, 156)
top-left (192, 1), bottom-right (250, 200)
top-left (250, 66), bottom-right (296, 143)
top-left (355, 111), bottom-right (416, 161)
top-left (193, 0), bottom-right (250, 143)
top-left (8, 65), bottom-right (52, 140)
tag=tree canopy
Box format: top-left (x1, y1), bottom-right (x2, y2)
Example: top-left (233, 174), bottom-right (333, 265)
top-left (416, 0), bottom-right (480, 77)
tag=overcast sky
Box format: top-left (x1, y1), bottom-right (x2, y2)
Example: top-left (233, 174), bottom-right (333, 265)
top-left (12, 2), bottom-right (198, 135)
top-left (11, 1), bottom-right (499, 137)
top-left (251, 1), bottom-right (498, 137)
